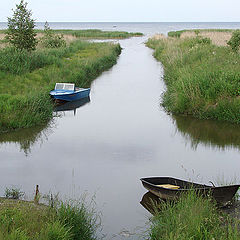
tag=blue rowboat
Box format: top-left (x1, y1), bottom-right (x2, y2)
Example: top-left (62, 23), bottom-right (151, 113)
top-left (50, 83), bottom-right (90, 102)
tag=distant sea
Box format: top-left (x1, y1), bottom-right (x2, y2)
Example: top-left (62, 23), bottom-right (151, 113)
top-left (1, 22), bottom-right (240, 36)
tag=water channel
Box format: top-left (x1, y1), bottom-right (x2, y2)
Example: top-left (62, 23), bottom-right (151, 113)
top-left (1, 23), bottom-right (240, 239)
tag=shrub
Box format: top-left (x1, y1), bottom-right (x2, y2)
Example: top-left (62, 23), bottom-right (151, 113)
top-left (5, 187), bottom-right (24, 200)
top-left (227, 30), bottom-right (240, 52)
top-left (40, 22), bottom-right (66, 48)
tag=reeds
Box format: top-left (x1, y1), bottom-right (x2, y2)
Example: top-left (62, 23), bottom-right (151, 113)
top-left (46, 29), bottom-right (143, 39)
top-left (146, 35), bottom-right (240, 123)
top-left (0, 196), bottom-right (100, 240)
top-left (149, 191), bottom-right (240, 240)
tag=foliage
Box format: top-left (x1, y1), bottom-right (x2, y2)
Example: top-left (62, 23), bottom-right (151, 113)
top-left (5, 187), bottom-right (24, 200)
top-left (40, 22), bottom-right (66, 48)
top-left (5, 0), bottom-right (37, 51)
top-left (149, 191), bottom-right (240, 240)
top-left (146, 36), bottom-right (240, 123)
top-left (227, 30), bottom-right (240, 52)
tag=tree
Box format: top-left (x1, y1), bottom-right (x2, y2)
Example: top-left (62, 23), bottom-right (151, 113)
top-left (6, 0), bottom-right (37, 51)
top-left (40, 21), bottom-right (66, 48)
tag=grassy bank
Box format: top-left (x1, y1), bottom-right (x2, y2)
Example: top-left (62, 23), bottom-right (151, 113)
top-left (0, 197), bottom-right (100, 240)
top-left (0, 40), bottom-right (121, 132)
top-left (149, 191), bottom-right (240, 240)
top-left (146, 33), bottom-right (240, 123)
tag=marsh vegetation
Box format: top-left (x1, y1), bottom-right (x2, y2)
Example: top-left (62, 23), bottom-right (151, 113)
top-left (147, 30), bottom-right (240, 123)
top-left (148, 191), bottom-right (240, 240)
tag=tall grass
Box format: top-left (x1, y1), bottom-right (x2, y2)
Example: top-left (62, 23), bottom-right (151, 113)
top-left (149, 191), bottom-right (240, 240)
top-left (146, 36), bottom-right (240, 123)
top-left (0, 40), bottom-right (121, 132)
top-left (0, 197), bottom-right (100, 240)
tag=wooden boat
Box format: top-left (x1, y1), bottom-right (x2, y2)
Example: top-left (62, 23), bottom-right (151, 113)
top-left (140, 177), bottom-right (240, 206)
top-left (50, 83), bottom-right (90, 102)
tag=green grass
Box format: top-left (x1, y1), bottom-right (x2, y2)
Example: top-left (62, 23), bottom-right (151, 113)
top-left (149, 191), bottom-right (240, 240)
top-left (146, 36), bottom-right (240, 123)
top-left (168, 29), bottom-right (235, 38)
top-left (0, 197), bottom-right (100, 240)
top-left (0, 40), bottom-right (121, 132)
top-left (40, 29), bottom-right (143, 39)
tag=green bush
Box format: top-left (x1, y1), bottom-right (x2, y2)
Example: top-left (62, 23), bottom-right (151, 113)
top-left (227, 30), bottom-right (240, 52)
top-left (40, 22), bottom-right (66, 48)
top-left (5, 187), bottom-right (24, 200)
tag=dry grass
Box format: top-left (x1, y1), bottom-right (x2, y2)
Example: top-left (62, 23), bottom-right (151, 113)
top-left (153, 31), bottom-right (233, 47)
top-left (152, 34), bottom-right (167, 40)
top-left (180, 31), bottom-right (232, 46)
top-left (36, 33), bottom-right (77, 44)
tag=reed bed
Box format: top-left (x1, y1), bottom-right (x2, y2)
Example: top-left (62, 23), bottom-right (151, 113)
top-left (148, 191), bottom-right (240, 240)
top-left (47, 29), bottom-right (143, 39)
top-left (146, 35), bottom-right (240, 123)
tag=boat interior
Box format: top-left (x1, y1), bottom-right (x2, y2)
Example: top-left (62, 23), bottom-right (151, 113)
top-left (141, 177), bottom-right (212, 190)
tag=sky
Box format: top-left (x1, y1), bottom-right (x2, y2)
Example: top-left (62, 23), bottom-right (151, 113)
top-left (1, 0), bottom-right (240, 22)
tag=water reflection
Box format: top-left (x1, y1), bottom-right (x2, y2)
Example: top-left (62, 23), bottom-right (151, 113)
top-left (140, 191), bottom-right (165, 215)
top-left (54, 97), bottom-right (90, 116)
top-left (0, 122), bottom-right (54, 156)
top-left (173, 115), bottom-right (240, 150)
top-left (0, 98), bottom-right (91, 155)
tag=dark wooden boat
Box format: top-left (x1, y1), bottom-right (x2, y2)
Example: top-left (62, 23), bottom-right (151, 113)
top-left (140, 177), bottom-right (240, 206)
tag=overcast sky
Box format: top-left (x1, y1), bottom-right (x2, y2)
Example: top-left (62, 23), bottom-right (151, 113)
top-left (1, 0), bottom-right (240, 22)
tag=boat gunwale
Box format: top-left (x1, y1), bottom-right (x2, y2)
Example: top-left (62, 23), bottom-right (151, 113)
top-left (50, 88), bottom-right (90, 96)
top-left (140, 177), bottom-right (240, 191)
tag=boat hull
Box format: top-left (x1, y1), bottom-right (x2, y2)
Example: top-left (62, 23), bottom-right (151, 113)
top-left (141, 177), bottom-right (240, 206)
top-left (50, 88), bottom-right (90, 102)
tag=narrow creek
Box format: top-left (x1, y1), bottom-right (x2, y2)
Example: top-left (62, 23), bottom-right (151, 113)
top-left (1, 34), bottom-right (240, 239)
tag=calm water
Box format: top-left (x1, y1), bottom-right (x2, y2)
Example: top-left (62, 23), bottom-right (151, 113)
top-left (1, 23), bottom-right (240, 239)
